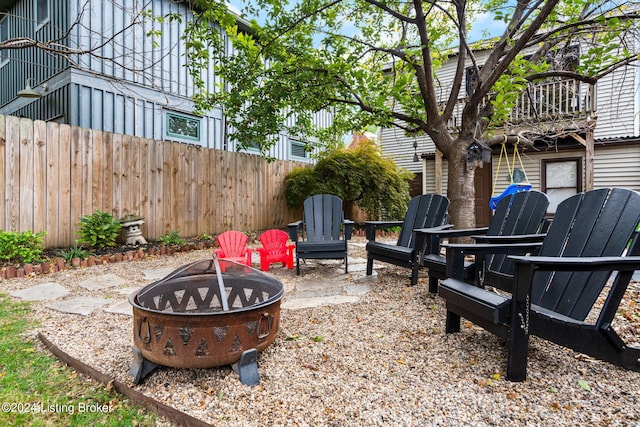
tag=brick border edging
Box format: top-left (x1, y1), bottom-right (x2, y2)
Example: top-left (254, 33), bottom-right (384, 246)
top-left (0, 241), bottom-right (217, 282)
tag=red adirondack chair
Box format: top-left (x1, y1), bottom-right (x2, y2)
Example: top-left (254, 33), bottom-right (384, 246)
top-left (257, 229), bottom-right (295, 271)
top-left (214, 230), bottom-right (253, 266)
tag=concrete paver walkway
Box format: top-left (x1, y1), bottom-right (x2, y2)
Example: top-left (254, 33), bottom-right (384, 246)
top-left (9, 250), bottom-right (381, 316)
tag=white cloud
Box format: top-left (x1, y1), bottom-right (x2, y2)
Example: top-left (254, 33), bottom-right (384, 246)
top-left (467, 11), bottom-right (506, 42)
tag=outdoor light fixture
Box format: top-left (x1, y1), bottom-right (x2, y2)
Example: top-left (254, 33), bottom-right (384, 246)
top-left (413, 140), bottom-right (419, 162)
top-left (17, 79), bottom-right (48, 99)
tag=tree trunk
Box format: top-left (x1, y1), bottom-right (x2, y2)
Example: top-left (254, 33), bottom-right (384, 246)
top-left (446, 147), bottom-right (477, 241)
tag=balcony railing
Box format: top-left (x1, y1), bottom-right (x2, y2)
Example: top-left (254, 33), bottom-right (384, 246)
top-left (446, 79), bottom-right (595, 131)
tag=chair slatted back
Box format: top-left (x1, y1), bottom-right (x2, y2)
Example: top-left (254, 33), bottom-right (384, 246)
top-left (217, 230), bottom-right (249, 257)
top-left (485, 190), bottom-right (550, 275)
top-left (259, 229), bottom-right (289, 255)
top-left (533, 188), bottom-right (640, 320)
top-left (303, 194), bottom-right (344, 242)
top-left (396, 194), bottom-right (449, 248)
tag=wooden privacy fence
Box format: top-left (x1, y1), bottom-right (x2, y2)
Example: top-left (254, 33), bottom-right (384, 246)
top-left (0, 115), bottom-right (305, 248)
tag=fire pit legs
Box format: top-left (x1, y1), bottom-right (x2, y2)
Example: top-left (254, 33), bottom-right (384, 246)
top-left (232, 349), bottom-right (260, 386)
top-left (130, 346), bottom-right (261, 387)
top-left (130, 345), bottom-right (158, 384)
top-left (128, 259), bottom-right (283, 386)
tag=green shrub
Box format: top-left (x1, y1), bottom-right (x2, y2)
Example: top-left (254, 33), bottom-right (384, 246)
top-left (78, 210), bottom-right (122, 249)
top-left (57, 241), bottom-right (93, 262)
top-left (285, 167), bottom-right (319, 207)
top-left (157, 231), bottom-right (185, 246)
top-left (0, 230), bottom-right (46, 265)
top-left (285, 141), bottom-right (412, 219)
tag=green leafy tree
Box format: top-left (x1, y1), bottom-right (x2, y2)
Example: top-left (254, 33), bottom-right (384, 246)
top-left (285, 142), bottom-right (413, 219)
top-left (184, 0), bottom-right (640, 229)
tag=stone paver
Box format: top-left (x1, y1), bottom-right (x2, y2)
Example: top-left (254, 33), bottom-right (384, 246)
top-left (282, 294), bottom-right (361, 310)
top-left (28, 251), bottom-right (377, 316)
top-left (79, 273), bottom-right (129, 291)
top-left (10, 282), bottom-right (70, 301)
top-left (104, 300), bottom-right (133, 316)
top-left (47, 297), bottom-right (115, 316)
top-left (143, 267), bottom-right (176, 281)
top-left (115, 286), bottom-right (143, 296)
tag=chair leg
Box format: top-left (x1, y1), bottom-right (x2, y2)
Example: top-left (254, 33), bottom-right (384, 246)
top-left (344, 256), bottom-right (348, 274)
top-left (296, 257), bottom-right (300, 275)
top-left (366, 257), bottom-right (373, 276)
top-left (428, 276), bottom-right (439, 294)
top-left (445, 310), bottom-right (461, 333)
top-left (506, 300), bottom-right (530, 382)
top-left (410, 264), bottom-right (419, 286)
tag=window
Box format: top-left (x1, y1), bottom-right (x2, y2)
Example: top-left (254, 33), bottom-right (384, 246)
top-left (542, 158), bottom-right (582, 214)
top-left (165, 112), bottom-right (201, 142)
top-left (290, 138), bottom-right (309, 159)
top-left (0, 17), bottom-right (8, 65)
top-left (465, 65), bottom-right (482, 96)
top-left (546, 45), bottom-right (579, 73)
top-left (35, 0), bottom-right (49, 28)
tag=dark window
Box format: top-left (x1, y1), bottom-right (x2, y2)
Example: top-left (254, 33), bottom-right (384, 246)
top-left (36, 0), bottom-right (49, 27)
top-left (290, 139), bottom-right (308, 159)
top-left (465, 66), bottom-right (482, 96)
top-left (0, 17), bottom-right (8, 65)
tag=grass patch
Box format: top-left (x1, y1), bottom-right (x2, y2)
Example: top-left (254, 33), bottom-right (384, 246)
top-left (0, 294), bottom-right (160, 426)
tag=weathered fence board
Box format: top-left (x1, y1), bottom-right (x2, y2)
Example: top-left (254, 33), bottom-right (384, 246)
top-left (0, 115), bottom-right (305, 248)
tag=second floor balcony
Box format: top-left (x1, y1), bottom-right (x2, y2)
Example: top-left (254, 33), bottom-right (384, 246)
top-left (446, 78), bottom-right (596, 135)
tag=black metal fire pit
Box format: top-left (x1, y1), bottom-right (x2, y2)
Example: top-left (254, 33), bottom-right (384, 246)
top-left (129, 258), bottom-right (284, 385)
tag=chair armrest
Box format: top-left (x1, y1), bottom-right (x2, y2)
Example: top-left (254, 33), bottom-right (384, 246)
top-left (287, 221), bottom-right (303, 242)
top-left (363, 220), bottom-right (404, 241)
top-left (508, 255), bottom-right (640, 308)
top-left (444, 242), bottom-right (543, 281)
top-left (414, 226), bottom-right (488, 239)
top-left (472, 233), bottom-right (547, 244)
top-left (412, 224), bottom-right (455, 258)
top-left (343, 219), bottom-right (355, 240)
top-left (509, 255), bottom-right (640, 271)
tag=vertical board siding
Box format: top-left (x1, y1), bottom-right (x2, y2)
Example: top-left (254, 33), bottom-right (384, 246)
top-left (0, 115), bottom-right (303, 248)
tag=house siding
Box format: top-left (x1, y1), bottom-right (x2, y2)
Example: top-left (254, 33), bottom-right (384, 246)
top-left (593, 144), bottom-right (640, 189)
top-left (380, 39), bottom-right (640, 210)
top-left (592, 64), bottom-right (639, 139)
top-left (1, 0), bottom-right (325, 162)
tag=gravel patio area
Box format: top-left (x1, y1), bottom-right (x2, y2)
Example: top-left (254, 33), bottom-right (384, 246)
top-left (3, 236), bottom-right (640, 426)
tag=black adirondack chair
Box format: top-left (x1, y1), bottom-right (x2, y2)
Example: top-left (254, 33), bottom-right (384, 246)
top-left (418, 190), bottom-right (549, 293)
top-left (439, 188), bottom-right (640, 381)
top-left (288, 194), bottom-right (354, 275)
top-left (365, 194), bottom-right (450, 286)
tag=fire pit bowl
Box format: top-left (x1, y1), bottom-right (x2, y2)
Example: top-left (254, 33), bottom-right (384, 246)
top-left (129, 258), bottom-right (284, 378)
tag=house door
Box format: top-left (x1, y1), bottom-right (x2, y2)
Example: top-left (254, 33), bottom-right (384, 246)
top-left (474, 162), bottom-right (493, 227)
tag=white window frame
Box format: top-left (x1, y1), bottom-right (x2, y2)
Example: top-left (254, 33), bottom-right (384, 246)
top-left (542, 157), bottom-right (582, 215)
top-left (35, 0), bottom-right (49, 30)
top-left (0, 16), bottom-right (8, 67)
top-left (165, 111), bottom-right (202, 144)
top-left (289, 138), bottom-right (309, 160)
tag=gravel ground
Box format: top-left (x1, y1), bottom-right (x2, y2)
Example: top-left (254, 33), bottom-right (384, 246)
top-left (2, 236), bottom-right (640, 426)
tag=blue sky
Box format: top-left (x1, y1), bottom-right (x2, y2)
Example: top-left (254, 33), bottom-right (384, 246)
top-left (227, 1), bottom-right (506, 43)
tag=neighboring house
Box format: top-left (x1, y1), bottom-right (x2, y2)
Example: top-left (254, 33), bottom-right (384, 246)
top-left (380, 43), bottom-right (640, 226)
top-left (0, 0), bottom-right (326, 162)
